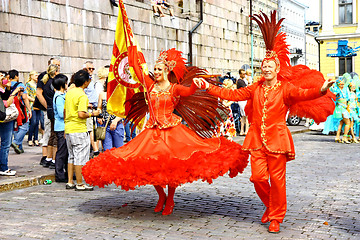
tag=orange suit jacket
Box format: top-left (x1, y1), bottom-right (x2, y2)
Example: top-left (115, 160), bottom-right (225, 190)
top-left (208, 81), bottom-right (325, 161)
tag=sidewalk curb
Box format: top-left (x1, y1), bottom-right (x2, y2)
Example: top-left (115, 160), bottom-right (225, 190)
top-left (233, 128), bottom-right (310, 144)
top-left (291, 128), bottom-right (311, 135)
top-left (0, 174), bottom-right (55, 193)
top-left (0, 128), bottom-right (311, 193)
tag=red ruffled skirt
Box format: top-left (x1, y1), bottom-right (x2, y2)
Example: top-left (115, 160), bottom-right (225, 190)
top-left (82, 124), bottom-right (249, 190)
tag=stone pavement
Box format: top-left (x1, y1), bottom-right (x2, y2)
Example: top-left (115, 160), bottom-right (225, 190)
top-left (0, 124), bottom-right (309, 193)
top-left (0, 141), bottom-right (54, 192)
top-left (0, 126), bottom-right (359, 239)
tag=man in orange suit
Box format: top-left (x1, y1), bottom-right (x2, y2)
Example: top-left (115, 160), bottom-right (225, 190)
top-left (194, 59), bottom-right (335, 233)
top-left (193, 11), bottom-right (335, 233)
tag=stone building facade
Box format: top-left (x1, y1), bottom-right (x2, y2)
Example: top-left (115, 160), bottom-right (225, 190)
top-left (0, 0), bottom-right (251, 81)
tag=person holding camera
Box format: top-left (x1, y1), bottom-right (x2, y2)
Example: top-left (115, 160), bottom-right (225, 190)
top-left (9, 69), bottom-right (32, 154)
top-left (0, 71), bottom-right (23, 176)
top-left (96, 78), bottom-right (124, 151)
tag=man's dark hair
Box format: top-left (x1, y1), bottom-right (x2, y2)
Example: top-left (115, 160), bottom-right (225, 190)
top-left (53, 74), bottom-right (68, 91)
top-left (8, 69), bottom-right (19, 80)
top-left (239, 69), bottom-right (245, 75)
top-left (74, 70), bottom-right (90, 87)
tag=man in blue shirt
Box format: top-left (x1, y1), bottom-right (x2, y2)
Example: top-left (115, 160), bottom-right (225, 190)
top-left (83, 61), bottom-right (100, 156)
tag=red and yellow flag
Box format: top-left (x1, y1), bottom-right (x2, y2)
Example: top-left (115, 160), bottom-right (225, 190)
top-left (107, 1), bottom-right (147, 118)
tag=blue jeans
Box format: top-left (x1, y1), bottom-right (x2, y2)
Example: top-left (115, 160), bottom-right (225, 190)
top-left (124, 122), bottom-right (136, 141)
top-left (13, 121), bottom-right (30, 150)
top-left (0, 121), bottom-right (14, 171)
top-left (28, 109), bottom-right (41, 142)
top-left (103, 122), bottom-right (124, 151)
top-left (40, 110), bottom-right (45, 130)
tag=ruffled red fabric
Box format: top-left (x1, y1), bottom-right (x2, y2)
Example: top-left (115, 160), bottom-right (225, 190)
top-left (288, 65), bottom-right (336, 124)
top-left (83, 124), bottom-right (249, 190)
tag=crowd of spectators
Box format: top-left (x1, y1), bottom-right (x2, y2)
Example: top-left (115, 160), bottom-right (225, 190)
top-left (218, 68), bottom-right (255, 136)
top-left (0, 58), bottom-right (135, 190)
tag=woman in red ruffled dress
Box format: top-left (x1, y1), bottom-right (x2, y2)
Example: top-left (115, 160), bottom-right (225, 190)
top-left (82, 48), bottom-right (249, 215)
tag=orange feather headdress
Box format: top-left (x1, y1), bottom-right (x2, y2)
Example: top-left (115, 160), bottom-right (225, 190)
top-left (156, 48), bottom-right (187, 83)
top-left (252, 11), bottom-right (291, 80)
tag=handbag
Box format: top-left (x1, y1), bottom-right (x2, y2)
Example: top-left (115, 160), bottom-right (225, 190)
top-left (0, 104), bottom-right (19, 123)
top-left (95, 117), bottom-right (111, 141)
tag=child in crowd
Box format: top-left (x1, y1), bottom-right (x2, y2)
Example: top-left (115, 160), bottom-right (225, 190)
top-left (53, 74), bottom-right (68, 182)
top-left (64, 70), bottom-right (100, 191)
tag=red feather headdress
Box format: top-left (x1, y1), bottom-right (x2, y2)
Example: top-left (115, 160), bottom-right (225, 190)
top-left (252, 11), bottom-right (291, 80)
top-left (156, 48), bottom-right (187, 83)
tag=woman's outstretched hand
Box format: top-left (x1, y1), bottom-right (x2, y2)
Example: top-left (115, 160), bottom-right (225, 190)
top-left (193, 78), bottom-right (210, 89)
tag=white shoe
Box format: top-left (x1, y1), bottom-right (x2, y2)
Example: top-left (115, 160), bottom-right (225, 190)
top-left (0, 169), bottom-right (16, 176)
top-left (75, 184), bottom-right (94, 191)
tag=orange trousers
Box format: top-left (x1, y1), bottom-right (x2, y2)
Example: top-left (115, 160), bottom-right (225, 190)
top-left (250, 146), bottom-right (287, 223)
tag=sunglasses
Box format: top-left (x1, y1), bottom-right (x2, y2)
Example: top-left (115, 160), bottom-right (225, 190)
top-left (88, 68), bottom-right (95, 71)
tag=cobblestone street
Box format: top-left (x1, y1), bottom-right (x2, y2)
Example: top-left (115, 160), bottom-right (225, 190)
top-left (0, 132), bottom-right (359, 240)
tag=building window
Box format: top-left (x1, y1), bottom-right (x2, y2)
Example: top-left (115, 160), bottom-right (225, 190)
top-left (339, 57), bottom-right (352, 75)
top-left (339, 0), bottom-right (353, 24)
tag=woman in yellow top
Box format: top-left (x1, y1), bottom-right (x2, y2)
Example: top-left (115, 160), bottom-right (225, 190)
top-left (26, 71), bottom-right (40, 146)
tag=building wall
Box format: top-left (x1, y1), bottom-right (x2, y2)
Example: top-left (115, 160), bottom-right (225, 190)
top-left (278, 0), bottom-right (307, 66)
top-left (0, 0), bottom-right (251, 81)
top-left (306, 32), bottom-right (319, 70)
top-left (318, 0), bottom-right (360, 78)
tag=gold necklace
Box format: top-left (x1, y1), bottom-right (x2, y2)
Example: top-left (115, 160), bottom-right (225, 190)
top-left (154, 83), bottom-right (171, 93)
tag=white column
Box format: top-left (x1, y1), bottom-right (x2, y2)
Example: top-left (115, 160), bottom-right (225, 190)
top-left (183, 0), bottom-right (196, 14)
top-left (356, 0), bottom-right (360, 32)
top-left (321, 0), bottom-right (334, 35)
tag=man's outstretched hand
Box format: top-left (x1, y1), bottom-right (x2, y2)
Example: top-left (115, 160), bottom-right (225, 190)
top-left (321, 78), bottom-right (336, 93)
top-left (193, 78), bottom-right (210, 89)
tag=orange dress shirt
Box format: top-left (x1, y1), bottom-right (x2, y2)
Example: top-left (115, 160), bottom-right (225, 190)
top-left (208, 81), bottom-right (325, 161)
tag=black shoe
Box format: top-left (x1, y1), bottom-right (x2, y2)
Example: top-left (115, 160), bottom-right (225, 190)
top-left (55, 178), bottom-right (67, 183)
top-left (43, 160), bottom-right (51, 168)
top-left (11, 142), bottom-right (21, 154)
top-left (40, 156), bottom-right (47, 166)
top-left (19, 148), bottom-right (24, 154)
top-left (49, 162), bottom-right (56, 169)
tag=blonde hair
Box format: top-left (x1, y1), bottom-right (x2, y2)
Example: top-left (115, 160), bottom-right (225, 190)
top-left (27, 71), bottom-right (38, 83)
top-left (97, 67), bottom-right (109, 79)
top-left (42, 64), bottom-right (59, 84)
top-left (246, 69), bottom-right (252, 75)
top-left (222, 79), bottom-right (234, 89)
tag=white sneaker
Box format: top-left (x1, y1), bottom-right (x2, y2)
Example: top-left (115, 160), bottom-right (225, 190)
top-left (75, 184), bottom-right (94, 191)
top-left (0, 169), bottom-right (16, 176)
